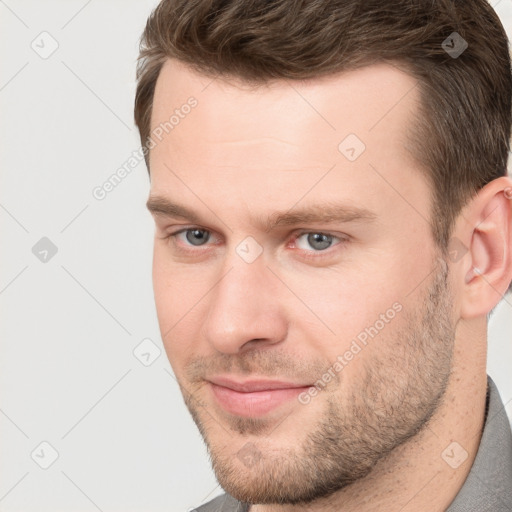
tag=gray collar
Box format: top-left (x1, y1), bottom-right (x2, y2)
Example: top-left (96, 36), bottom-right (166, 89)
top-left (446, 375), bottom-right (512, 511)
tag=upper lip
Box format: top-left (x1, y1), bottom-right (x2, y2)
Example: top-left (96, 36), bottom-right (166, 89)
top-left (207, 376), bottom-right (311, 393)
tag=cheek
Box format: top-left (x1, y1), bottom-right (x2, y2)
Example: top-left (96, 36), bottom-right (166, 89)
top-left (152, 248), bottom-right (176, 324)
top-left (152, 247), bottom-right (212, 363)
top-left (152, 245), bottom-right (202, 317)
top-left (279, 265), bottom-right (403, 351)
top-left (289, 277), bottom-right (409, 388)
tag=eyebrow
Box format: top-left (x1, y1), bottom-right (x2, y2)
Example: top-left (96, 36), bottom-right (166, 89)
top-left (146, 195), bottom-right (377, 231)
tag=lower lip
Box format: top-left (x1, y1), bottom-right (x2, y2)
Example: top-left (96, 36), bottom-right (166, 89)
top-left (209, 383), bottom-right (311, 417)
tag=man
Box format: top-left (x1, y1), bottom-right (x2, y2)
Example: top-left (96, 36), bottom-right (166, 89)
top-left (135, 0), bottom-right (512, 510)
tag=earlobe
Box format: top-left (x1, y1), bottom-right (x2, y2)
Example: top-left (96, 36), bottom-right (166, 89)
top-left (460, 177), bottom-right (512, 319)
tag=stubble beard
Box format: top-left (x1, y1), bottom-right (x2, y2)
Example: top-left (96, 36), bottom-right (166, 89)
top-left (179, 260), bottom-right (455, 505)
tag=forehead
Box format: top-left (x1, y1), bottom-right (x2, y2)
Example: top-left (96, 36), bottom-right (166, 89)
top-left (148, 58), bottom-right (429, 227)
top-left (151, 58), bottom-right (420, 135)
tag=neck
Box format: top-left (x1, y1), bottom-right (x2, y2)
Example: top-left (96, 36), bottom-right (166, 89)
top-left (251, 318), bottom-right (488, 512)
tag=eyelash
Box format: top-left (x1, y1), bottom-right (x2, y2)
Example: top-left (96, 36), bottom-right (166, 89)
top-left (160, 227), bottom-right (347, 261)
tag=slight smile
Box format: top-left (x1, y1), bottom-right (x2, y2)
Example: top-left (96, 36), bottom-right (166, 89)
top-left (207, 376), bottom-right (313, 417)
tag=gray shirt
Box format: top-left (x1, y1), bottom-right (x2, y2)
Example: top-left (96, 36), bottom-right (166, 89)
top-left (195, 376), bottom-right (512, 511)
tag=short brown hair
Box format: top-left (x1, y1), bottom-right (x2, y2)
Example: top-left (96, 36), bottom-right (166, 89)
top-left (134, 0), bottom-right (511, 252)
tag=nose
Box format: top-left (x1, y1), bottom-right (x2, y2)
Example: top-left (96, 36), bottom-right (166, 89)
top-left (201, 253), bottom-right (288, 354)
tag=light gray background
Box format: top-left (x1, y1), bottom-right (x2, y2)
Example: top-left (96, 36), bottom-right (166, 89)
top-left (1, 1), bottom-right (511, 511)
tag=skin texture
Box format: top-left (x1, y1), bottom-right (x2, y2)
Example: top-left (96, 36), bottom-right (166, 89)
top-left (147, 59), bottom-right (512, 511)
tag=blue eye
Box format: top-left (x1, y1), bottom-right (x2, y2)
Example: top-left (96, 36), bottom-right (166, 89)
top-left (165, 227), bottom-right (344, 259)
top-left (178, 228), bottom-right (211, 246)
top-left (295, 232), bottom-right (339, 251)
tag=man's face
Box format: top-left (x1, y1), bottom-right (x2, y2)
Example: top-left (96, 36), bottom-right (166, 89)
top-left (148, 60), bottom-right (456, 504)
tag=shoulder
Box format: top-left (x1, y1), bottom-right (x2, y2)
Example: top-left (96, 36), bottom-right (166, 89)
top-left (193, 492), bottom-right (247, 512)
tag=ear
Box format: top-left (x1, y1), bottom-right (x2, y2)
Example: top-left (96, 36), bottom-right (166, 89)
top-left (458, 176), bottom-right (512, 318)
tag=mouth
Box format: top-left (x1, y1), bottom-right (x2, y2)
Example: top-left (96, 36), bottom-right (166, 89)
top-left (206, 376), bottom-right (313, 417)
